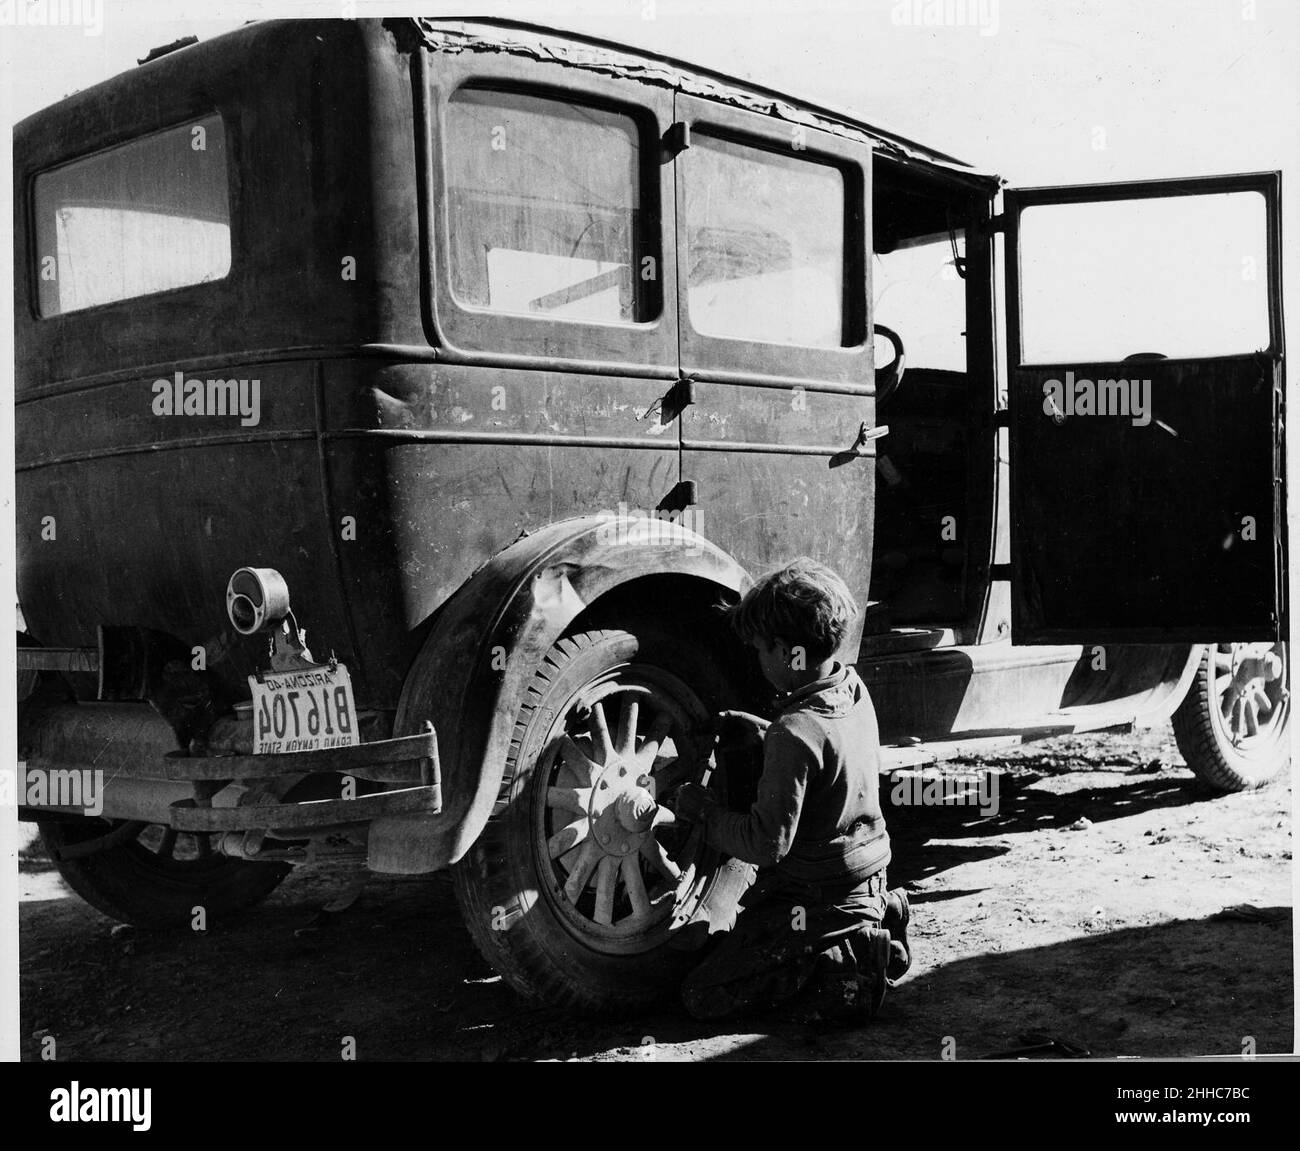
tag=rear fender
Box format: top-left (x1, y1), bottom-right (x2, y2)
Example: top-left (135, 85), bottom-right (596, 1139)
top-left (367, 515), bottom-right (748, 873)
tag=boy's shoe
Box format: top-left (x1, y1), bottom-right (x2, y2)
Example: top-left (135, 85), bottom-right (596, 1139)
top-left (799, 942), bottom-right (857, 1021)
top-left (799, 938), bottom-right (880, 1025)
top-left (882, 888), bottom-right (912, 985)
top-left (811, 941), bottom-right (856, 977)
top-left (847, 925), bottom-right (891, 1021)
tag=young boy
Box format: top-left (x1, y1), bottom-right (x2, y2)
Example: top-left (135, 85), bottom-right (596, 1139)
top-left (670, 557), bottom-right (910, 1021)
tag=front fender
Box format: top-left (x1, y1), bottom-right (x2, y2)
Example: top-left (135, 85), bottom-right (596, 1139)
top-left (367, 515), bottom-right (748, 873)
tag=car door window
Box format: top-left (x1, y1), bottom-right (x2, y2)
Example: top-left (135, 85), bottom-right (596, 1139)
top-left (1017, 191), bottom-right (1269, 363)
top-left (683, 131), bottom-right (846, 347)
top-left (445, 89), bottom-right (649, 324)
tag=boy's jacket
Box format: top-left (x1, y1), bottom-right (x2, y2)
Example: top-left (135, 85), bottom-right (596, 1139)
top-left (704, 663), bottom-right (891, 884)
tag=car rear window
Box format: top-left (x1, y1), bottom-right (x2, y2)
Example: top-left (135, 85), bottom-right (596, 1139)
top-left (34, 115), bottom-right (231, 317)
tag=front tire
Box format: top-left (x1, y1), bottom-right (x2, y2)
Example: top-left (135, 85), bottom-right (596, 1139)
top-left (1172, 642), bottom-right (1290, 792)
top-left (452, 623), bottom-right (744, 1013)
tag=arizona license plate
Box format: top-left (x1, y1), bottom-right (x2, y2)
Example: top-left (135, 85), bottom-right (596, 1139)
top-left (250, 664), bottom-right (360, 754)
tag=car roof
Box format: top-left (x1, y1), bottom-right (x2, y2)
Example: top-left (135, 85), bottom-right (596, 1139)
top-left (410, 17), bottom-right (1001, 189)
top-left (16, 15), bottom-right (1002, 192)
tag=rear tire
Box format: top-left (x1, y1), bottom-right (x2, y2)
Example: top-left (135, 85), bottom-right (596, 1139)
top-left (39, 818), bottom-right (289, 928)
top-left (1172, 642), bottom-right (1289, 792)
top-left (452, 622), bottom-right (744, 1014)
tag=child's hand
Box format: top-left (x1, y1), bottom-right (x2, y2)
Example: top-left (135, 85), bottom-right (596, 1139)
top-left (711, 710), bottom-right (770, 750)
top-left (672, 782), bottom-right (722, 822)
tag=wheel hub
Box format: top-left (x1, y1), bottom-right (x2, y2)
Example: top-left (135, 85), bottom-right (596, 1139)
top-left (588, 758), bottom-right (654, 858)
top-left (1218, 641), bottom-right (1289, 747)
top-left (1229, 646), bottom-right (1283, 694)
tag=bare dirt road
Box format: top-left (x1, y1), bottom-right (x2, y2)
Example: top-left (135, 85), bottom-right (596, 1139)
top-left (17, 725), bottom-right (1294, 1061)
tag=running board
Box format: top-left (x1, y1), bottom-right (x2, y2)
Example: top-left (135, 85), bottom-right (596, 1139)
top-left (881, 710), bottom-right (1136, 771)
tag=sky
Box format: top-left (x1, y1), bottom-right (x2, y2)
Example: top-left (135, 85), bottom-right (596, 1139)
top-left (1, 0), bottom-right (1298, 1057)
top-left (2, 0), bottom-right (1298, 185)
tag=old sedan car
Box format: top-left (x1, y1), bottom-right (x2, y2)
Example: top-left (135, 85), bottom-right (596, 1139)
top-left (13, 16), bottom-right (1287, 1011)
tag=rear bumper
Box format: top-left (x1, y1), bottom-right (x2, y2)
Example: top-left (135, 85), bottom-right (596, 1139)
top-left (17, 701), bottom-right (441, 832)
top-left (169, 729), bottom-right (442, 831)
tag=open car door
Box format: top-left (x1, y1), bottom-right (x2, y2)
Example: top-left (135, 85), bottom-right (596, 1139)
top-left (1004, 172), bottom-right (1285, 643)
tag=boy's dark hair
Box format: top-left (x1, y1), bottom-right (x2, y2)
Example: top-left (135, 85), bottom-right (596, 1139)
top-left (727, 557), bottom-right (859, 663)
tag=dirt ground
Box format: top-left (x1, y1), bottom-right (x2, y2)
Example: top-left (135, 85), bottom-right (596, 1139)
top-left (17, 724), bottom-right (1294, 1062)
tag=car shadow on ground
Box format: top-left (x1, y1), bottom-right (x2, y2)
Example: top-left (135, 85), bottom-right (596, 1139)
top-left (684, 907), bottom-right (1293, 1061)
top-left (878, 768), bottom-right (1221, 893)
top-left (17, 762), bottom-right (1286, 1062)
top-left (886, 767), bottom-right (1213, 843)
top-left (18, 869), bottom-right (1292, 1062)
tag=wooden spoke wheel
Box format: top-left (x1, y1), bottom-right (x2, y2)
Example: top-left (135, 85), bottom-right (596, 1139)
top-left (452, 622), bottom-right (744, 1013)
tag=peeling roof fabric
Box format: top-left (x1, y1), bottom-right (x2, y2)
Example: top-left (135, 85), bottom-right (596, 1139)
top-left (401, 17), bottom-right (1002, 188)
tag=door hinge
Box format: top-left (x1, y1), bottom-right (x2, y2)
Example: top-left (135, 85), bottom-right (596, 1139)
top-left (662, 121), bottom-right (691, 159)
top-left (656, 479), bottom-right (698, 514)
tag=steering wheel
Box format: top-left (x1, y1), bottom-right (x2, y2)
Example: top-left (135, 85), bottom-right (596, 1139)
top-left (874, 324), bottom-right (907, 405)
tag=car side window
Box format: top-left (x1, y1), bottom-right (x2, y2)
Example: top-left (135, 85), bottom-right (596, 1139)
top-left (683, 131), bottom-right (846, 348)
top-left (445, 88), bottom-right (651, 324)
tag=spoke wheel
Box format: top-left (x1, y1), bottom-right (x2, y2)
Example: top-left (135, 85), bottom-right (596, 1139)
top-left (452, 621), bottom-right (744, 1013)
top-left (38, 817), bottom-right (289, 928)
top-left (1173, 642), bottom-right (1290, 792)
top-left (1211, 642), bottom-right (1289, 749)
top-left (536, 667), bottom-right (713, 955)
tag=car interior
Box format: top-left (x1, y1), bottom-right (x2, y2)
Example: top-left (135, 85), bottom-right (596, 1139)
top-left (867, 161), bottom-right (986, 636)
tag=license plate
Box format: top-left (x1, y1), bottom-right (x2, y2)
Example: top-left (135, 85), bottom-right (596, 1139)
top-left (249, 664), bottom-right (360, 754)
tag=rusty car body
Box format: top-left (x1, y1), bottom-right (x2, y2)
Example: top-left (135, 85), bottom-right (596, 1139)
top-left (13, 17), bottom-right (1288, 1009)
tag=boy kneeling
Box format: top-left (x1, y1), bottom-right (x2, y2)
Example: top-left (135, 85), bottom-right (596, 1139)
top-left (669, 557), bottom-right (910, 1021)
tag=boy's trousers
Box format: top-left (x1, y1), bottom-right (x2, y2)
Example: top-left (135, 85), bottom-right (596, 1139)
top-left (680, 868), bottom-right (888, 1020)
